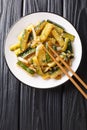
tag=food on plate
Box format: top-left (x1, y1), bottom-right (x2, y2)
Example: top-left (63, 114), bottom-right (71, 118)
top-left (10, 20), bottom-right (75, 79)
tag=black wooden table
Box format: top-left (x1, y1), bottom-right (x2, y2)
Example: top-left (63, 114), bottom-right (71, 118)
top-left (0, 0), bottom-right (87, 130)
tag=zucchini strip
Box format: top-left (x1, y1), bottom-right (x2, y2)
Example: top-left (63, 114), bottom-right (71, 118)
top-left (62, 32), bottom-right (75, 41)
top-left (35, 20), bottom-right (47, 35)
top-left (47, 19), bottom-right (64, 30)
top-left (52, 29), bottom-right (64, 47)
top-left (19, 48), bottom-right (36, 58)
top-left (33, 56), bottom-right (44, 76)
top-left (17, 61), bottom-right (35, 74)
top-left (62, 38), bottom-right (69, 51)
top-left (50, 69), bottom-right (63, 78)
top-left (54, 25), bottom-right (64, 34)
top-left (14, 48), bottom-right (22, 56)
top-left (20, 29), bottom-right (31, 51)
top-left (10, 42), bottom-right (20, 51)
top-left (40, 23), bottom-right (54, 42)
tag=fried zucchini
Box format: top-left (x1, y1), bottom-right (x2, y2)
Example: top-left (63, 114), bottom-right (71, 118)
top-left (50, 69), bottom-right (63, 78)
top-left (10, 42), bottom-right (20, 51)
top-left (52, 29), bottom-right (64, 47)
top-left (62, 32), bottom-right (75, 41)
top-left (20, 29), bottom-right (31, 51)
top-left (35, 20), bottom-right (47, 35)
top-left (40, 23), bottom-right (53, 42)
top-left (17, 61), bottom-right (35, 74)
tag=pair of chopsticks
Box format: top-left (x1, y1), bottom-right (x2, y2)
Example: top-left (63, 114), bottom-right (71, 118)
top-left (43, 45), bottom-right (87, 99)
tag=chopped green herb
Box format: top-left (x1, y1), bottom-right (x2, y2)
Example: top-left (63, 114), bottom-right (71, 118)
top-left (52, 45), bottom-right (57, 51)
top-left (66, 41), bottom-right (73, 52)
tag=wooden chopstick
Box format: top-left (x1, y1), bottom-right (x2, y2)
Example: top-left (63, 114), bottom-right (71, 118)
top-left (43, 45), bottom-right (87, 99)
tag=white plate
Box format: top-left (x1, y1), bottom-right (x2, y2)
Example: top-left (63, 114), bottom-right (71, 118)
top-left (5, 12), bottom-right (82, 88)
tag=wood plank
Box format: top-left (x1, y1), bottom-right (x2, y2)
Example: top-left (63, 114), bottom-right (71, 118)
top-left (19, 86), bottom-right (62, 130)
top-left (62, 0), bottom-right (87, 130)
top-left (62, 83), bottom-right (87, 130)
top-left (0, 0), bottom-right (23, 129)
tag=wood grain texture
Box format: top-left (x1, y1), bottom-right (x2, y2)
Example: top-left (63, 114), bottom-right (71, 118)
top-left (62, 1), bottom-right (87, 130)
top-left (0, 0), bottom-right (22, 130)
top-left (0, 0), bottom-right (87, 130)
top-left (19, 87), bottom-right (62, 130)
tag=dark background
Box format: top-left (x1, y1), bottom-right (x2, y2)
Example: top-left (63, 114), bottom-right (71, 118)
top-left (0, 0), bottom-right (87, 130)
